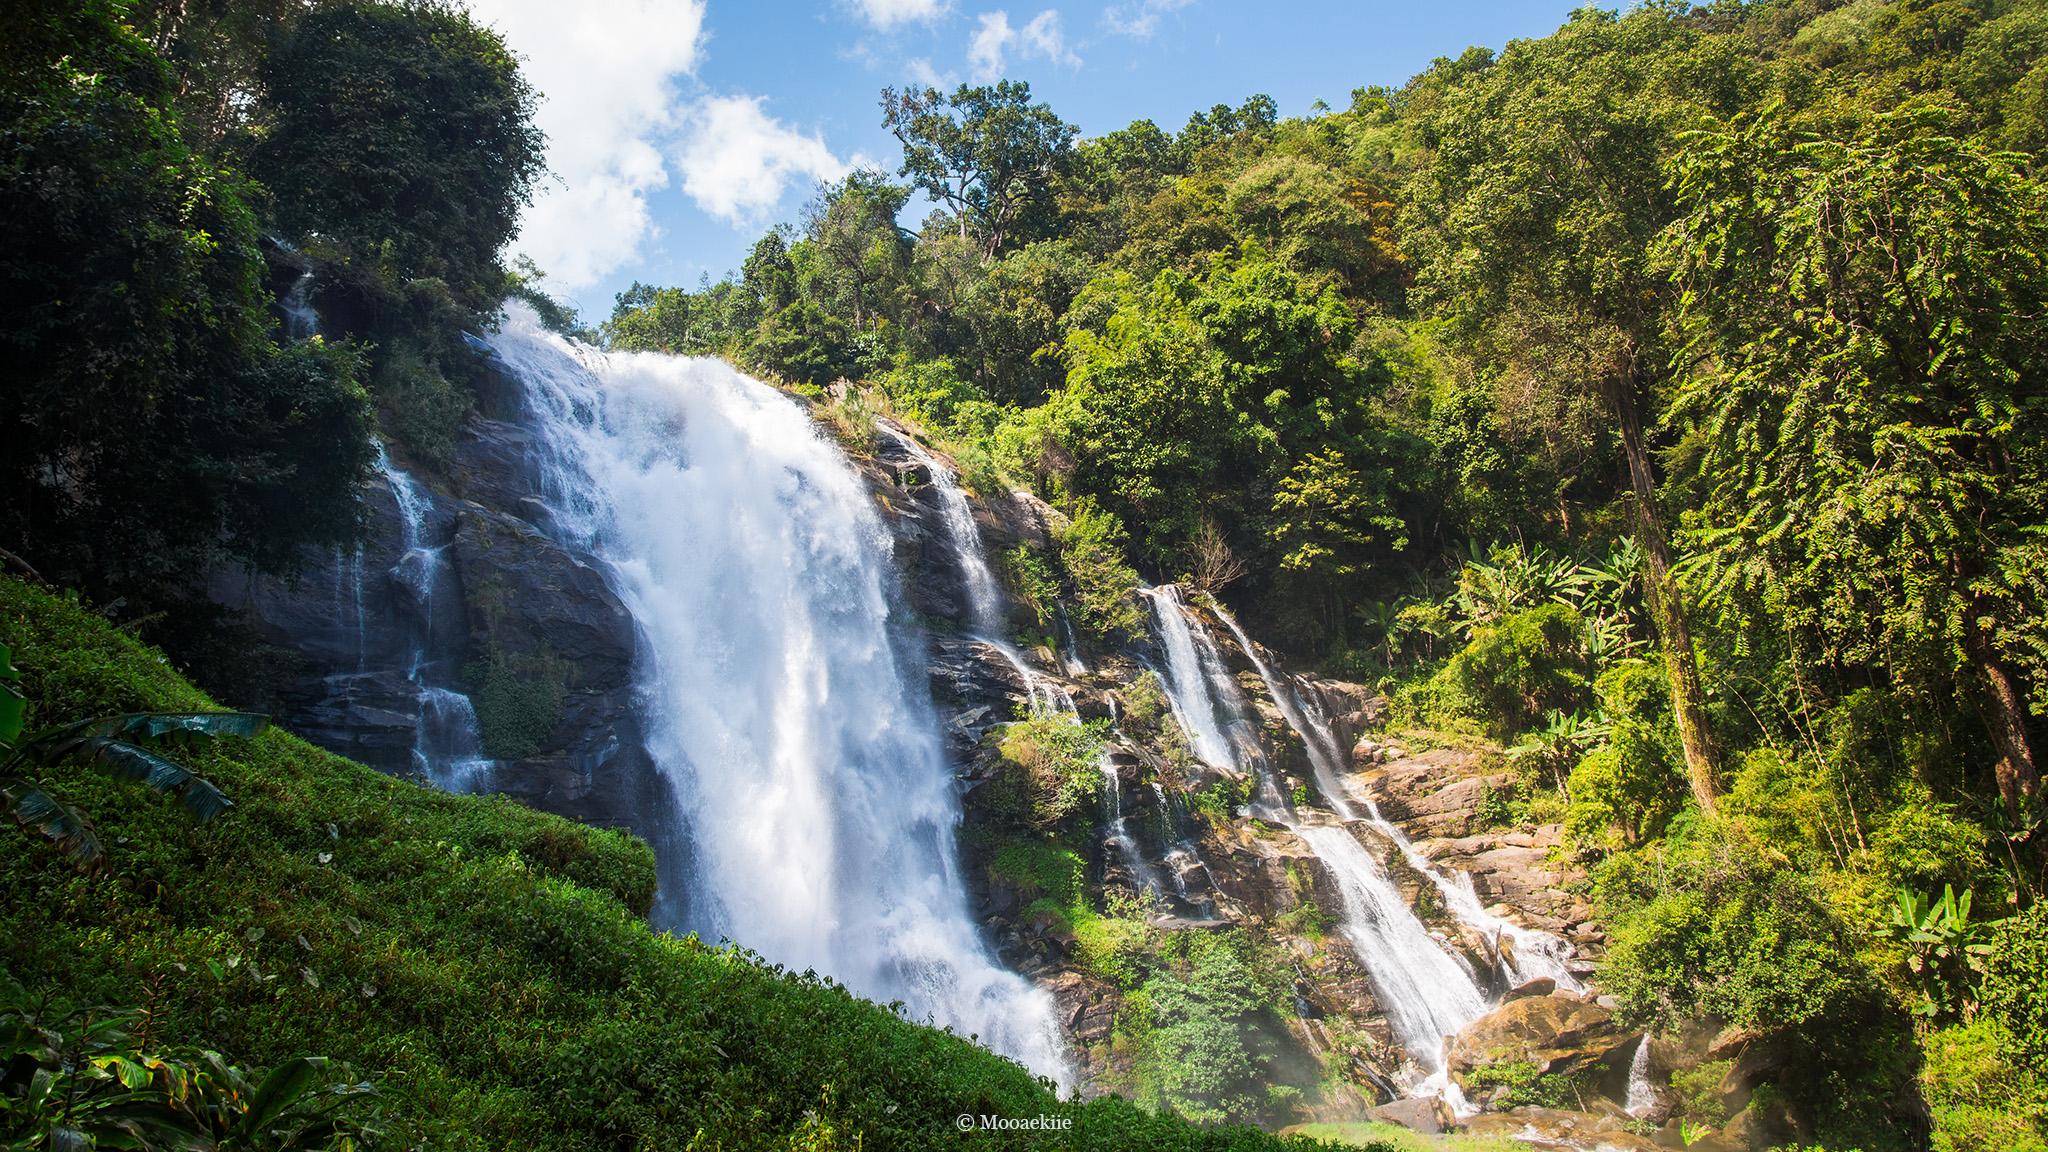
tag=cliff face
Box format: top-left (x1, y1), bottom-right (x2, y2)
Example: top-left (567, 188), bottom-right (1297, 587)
top-left (207, 380), bottom-right (685, 889)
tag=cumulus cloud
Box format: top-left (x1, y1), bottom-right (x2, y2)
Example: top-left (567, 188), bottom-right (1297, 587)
top-left (847, 0), bottom-right (954, 29)
top-left (467, 0), bottom-right (707, 290)
top-left (1101, 0), bottom-right (1193, 38)
top-left (674, 96), bottom-right (851, 225)
top-left (967, 9), bottom-right (1078, 80)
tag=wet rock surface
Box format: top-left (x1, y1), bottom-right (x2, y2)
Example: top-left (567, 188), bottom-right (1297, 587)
top-left (208, 418), bottom-right (669, 843)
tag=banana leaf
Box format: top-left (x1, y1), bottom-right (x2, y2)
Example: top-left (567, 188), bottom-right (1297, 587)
top-left (1, 775), bottom-right (103, 868)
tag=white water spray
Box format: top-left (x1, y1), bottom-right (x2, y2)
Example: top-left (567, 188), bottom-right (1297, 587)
top-left (483, 308), bottom-right (1067, 1081)
top-left (877, 422), bottom-right (1075, 723)
top-left (374, 445), bottom-right (492, 792)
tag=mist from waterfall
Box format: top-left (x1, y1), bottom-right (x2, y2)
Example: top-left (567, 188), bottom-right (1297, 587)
top-left (481, 307), bottom-right (1067, 1082)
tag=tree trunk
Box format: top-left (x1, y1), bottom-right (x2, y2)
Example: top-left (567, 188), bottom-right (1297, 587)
top-left (1612, 375), bottom-right (1720, 812)
top-left (1964, 618), bottom-right (2041, 814)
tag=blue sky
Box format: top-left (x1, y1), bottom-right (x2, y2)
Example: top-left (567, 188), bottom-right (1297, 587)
top-left (463, 0), bottom-right (1586, 321)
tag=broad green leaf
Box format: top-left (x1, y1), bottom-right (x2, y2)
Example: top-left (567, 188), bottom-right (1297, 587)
top-left (0, 642), bottom-right (23, 747)
top-left (239, 1056), bottom-right (328, 1136)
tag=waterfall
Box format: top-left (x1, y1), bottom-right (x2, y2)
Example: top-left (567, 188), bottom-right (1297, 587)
top-left (1140, 586), bottom-right (1277, 804)
top-left (1624, 1034), bottom-right (1657, 1117)
top-left (480, 307), bottom-right (1067, 1082)
top-left (1098, 752), bottom-right (1164, 895)
top-left (876, 422), bottom-right (1074, 723)
top-left (280, 268), bottom-right (318, 341)
top-left (1292, 823), bottom-right (1489, 1070)
top-left (1209, 599), bottom-right (1580, 993)
top-left (1145, 587), bottom-right (1490, 1081)
top-left (375, 446), bottom-right (492, 792)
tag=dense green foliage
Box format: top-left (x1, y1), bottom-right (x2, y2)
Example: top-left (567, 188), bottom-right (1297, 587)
top-left (596, 2), bottom-right (2048, 1145)
top-left (16, 0), bottom-right (2048, 1143)
top-left (0, 577), bottom-right (1363, 1151)
top-left (2, 0), bottom-right (547, 690)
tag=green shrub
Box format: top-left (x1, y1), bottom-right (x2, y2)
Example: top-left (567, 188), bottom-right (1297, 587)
top-left (464, 653), bottom-right (564, 761)
top-left (998, 716), bottom-right (1108, 827)
top-left (1984, 902), bottom-right (2048, 1065)
top-left (1602, 832), bottom-right (1871, 1032)
top-left (1919, 1018), bottom-right (2048, 1152)
top-left (1444, 604), bottom-right (1588, 739)
top-left (988, 838), bottom-right (1087, 906)
top-left (1057, 499), bottom-right (1147, 643)
top-left (1566, 720), bottom-right (1686, 847)
top-left (1120, 671), bottom-right (1168, 735)
top-left (998, 545), bottom-right (1060, 628)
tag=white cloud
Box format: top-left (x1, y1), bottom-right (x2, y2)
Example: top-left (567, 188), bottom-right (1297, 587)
top-left (904, 56), bottom-right (951, 88)
top-left (967, 9), bottom-right (1078, 81)
top-left (674, 96), bottom-right (851, 225)
top-left (467, 0), bottom-right (707, 289)
top-left (1101, 0), bottom-right (1192, 38)
top-left (848, 0), bottom-right (953, 29)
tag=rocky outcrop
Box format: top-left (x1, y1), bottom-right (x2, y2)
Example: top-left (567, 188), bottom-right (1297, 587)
top-left (208, 416), bottom-right (672, 846)
top-left (1445, 994), bottom-right (1640, 1086)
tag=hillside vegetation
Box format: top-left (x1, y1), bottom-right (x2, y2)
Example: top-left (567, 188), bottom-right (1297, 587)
top-left (0, 576), bottom-right (1354, 1152)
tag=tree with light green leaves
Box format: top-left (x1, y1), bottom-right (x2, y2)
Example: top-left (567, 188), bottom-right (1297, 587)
top-left (1657, 101), bottom-right (2048, 816)
top-left (881, 80), bottom-right (1077, 260)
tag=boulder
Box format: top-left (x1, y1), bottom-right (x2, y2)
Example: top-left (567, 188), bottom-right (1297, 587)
top-left (1504, 977), bottom-right (1557, 1002)
top-left (1363, 1096), bottom-right (1455, 1134)
top-left (1446, 995), bottom-right (1640, 1084)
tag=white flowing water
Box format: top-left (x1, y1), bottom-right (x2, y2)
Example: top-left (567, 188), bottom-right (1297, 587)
top-left (1099, 752), bottom-right (1164, 895)
top-left (1624, 1034), bottom-right (1657, 1117)
top-left (1294, 823), bottom-right (1490, 1068)
top-left (483, 308), bottom-right (1067, 1081)
top-left (1146, 587), bottom-right (1490, 1080)
top-left (1210, 599), bottom-right (1580, 993)
top-left (375, 445), bottom-right (492, 792)
top-left (280, 268), bottom-right (318, 341)
top-left (876, 423), bottom-right (1074, 723)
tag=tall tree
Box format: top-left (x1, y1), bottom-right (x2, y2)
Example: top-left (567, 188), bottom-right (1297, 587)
top-left (1658, 102), bottom-right (2048, 814)
top-left (0, 0), bottom-right (375, 598)
top-left (249, 2), bottom-right (546, 314)
top-left (1403, 7), bottom-right (1762, 811)
top-left (881, 80), bottom-right (1077, 259)
top-left (799, 169), bottom-right (913, 332)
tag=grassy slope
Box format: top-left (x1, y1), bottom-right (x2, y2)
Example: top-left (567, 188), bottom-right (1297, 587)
top-left (0, 576), bottom-right (1371, 1151)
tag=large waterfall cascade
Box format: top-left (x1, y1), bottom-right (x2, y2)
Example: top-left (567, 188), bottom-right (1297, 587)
top-left (481, 310), bottom-right (1067, 1081)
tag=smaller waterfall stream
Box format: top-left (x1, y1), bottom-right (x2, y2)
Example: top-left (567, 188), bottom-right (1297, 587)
top-left (1624, 1035), bottom-right (1657, 1117)
top-left (877, 423), bottom-right (1076, 723)
top-left (376, 447), bottom-right (492, 791)
top-left (1209, 600), bottom-right (1580, 993)
top-left (1146, 587), bottom-right (1503, 1085)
